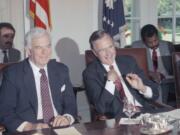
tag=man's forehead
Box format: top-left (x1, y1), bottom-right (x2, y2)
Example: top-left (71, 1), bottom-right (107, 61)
top-left (0, 27), bottom-right (14, 35)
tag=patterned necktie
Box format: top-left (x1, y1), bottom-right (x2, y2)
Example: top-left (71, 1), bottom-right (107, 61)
top-left (3, 50), bottom-right (8, 63)
top-left (152, 49), bottom-right (158, 72)
top-left (39, 69), bottom-right (54, 123)
top-left (110, 65), bottom-right (126, 99)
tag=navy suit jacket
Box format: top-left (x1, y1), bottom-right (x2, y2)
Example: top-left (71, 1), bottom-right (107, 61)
top-left (0, 59), bottom-right (77, 132)
top-left (83, 55), bottom-right (159, 118)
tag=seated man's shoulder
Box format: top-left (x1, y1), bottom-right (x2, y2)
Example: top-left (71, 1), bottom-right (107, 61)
top-left (159, 40), bottom-right (172, 45)
top-left (83, 60), bottom-right (99, 75)
top-left (131, 40), bottom-right (145, 48)
top-left (48, 59), bottom-right (68, 71)
top-left (10, 48), bottom-right (21, 53)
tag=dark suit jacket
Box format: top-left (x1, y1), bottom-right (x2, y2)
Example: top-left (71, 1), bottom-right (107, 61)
top-left (0, 59), bottom-right (77, 132)
top-left (8, 48), bottom-right (21, 63)
top-left (132, 40), bottom-right (175, 75)
top-left (83, 55), bottom-right (159, 118)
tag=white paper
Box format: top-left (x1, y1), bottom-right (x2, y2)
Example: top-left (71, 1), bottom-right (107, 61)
top-left (119, 118), bottom-right (140, 125)
top-left (54, 126), bottom-right (82, 135)
top-left (159, 109), bottom-right (180, 119)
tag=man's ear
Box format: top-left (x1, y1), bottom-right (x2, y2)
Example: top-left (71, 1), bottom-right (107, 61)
top-left (25, 47), bottom-right (31, 57)
top-left (92, 49), bottom-right (98, 57)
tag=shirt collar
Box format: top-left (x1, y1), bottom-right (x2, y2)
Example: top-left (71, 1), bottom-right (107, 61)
top-left (0, 49), bottom-right (9, 53)
top-left (28, 59), bottom-right (48, 75)
top-left (102, 61), bottom-right (116, 72)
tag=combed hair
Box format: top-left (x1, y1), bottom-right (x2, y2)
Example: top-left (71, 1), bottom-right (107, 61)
top-left (0, 22), bottom-right (15, 33)
top-left (89, 30), bottom-right (110, 49)
top-left (141, 24), bottom-right (158, 42)
top-left (25, 27), bottom-right (51, 48)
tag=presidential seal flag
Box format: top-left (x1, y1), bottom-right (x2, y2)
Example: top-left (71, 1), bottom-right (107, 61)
top-left (102, 0), bottom-right (126, 47)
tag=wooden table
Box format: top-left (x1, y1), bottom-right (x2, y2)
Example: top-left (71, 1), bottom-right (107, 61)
top-left (7, 118), bottom-right (180, 135)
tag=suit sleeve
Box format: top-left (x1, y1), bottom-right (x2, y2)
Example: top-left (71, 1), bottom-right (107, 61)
top-left (0, 68), bottom-right (24, 132)
top-left (83, 68), bottom-right (116, 114)
top-left (61, 67), bottom-right (77, 119)
top-left (128, 56), bottom-right (159, 101)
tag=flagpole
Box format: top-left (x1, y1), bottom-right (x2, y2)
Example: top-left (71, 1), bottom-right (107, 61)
top-left (23, 0), bottom-right (31, 58)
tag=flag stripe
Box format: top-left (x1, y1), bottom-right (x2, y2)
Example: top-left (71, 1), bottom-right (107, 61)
top-left (29, 0), bottom-right (51, 30)
top-left (29, 0), bottom-right (36, 18)
top-left (36, 2), bottom-right (49, 28)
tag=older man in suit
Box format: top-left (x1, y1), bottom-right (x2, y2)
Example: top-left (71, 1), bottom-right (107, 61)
top-left (131, 24), bottom-right (175, 104)
top-left (0, 28), bottom-right (77, 133)
top-left (0, 22), bottom-right (21, 63)
top-left (83, 30), bottom-right (159, 119)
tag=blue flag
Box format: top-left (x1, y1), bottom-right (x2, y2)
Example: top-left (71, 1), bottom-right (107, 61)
top-left (102, 0), bottom-right (125, 37)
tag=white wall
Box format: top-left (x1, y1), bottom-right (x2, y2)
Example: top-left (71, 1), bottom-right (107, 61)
top-left (50, 0), bottom-right (98, 86)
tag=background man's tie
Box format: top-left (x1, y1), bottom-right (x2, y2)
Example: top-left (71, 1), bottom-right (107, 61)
top-left (110, 65), bottom-right (126, 99)
top-left (152, 49), bottom-right (158, 72)
top-left (3, 50), bottom-right (8, 63)
top-left (39, 69), bottom-right (54, 123)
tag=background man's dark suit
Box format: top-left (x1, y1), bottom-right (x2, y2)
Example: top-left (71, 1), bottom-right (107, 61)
top-left (8, 48), bottom-right (21, 62)
top-left (131, 40), bottom-right (174, 76)
top-left (83, 55), bottom-right (159, 118)
top-left (0, 59), bottom-right (77, 132)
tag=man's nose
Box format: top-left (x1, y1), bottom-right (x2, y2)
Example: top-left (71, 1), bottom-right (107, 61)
top-left (152, 41), bottom-right (157, 46)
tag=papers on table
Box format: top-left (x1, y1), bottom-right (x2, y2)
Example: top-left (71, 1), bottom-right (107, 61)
top-left (119, 118), bottom-right (140, 125)
top-left (54, 126), bottom-right (82, 135)
top-left (158, 108), bottom-right (180, 119)
top-left (119, 109), bottom-right (180, 125)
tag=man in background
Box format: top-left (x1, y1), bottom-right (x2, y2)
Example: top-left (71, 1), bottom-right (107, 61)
top-left (0, 22), bottom-right (21, 63)
top-left (132, 24), bottom-right (175, 104)
top-left (0, 27), bottom-right (77, 133)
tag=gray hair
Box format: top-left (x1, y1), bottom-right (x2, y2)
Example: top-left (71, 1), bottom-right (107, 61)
top-left (25, 27), bottom-right (51, 48)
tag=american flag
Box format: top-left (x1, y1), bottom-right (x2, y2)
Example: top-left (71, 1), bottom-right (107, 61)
top-left (102, 0), bottom-right (125, 37)
top-left (29, 0), bottom-right (52, 30)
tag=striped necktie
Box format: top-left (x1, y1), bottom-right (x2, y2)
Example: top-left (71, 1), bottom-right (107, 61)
top-left (152, 49), bottom-right (158, 72)
top-left (3, 50), bottom-right (8, 63)
top-left (39, 69), bottom-right (54, 123)
top-left (110, 65), bottom-right (126, 99)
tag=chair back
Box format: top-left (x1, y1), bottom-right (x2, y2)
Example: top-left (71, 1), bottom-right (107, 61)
top-left (172, 52), bottom-right (180, 108)
top-left (85, 48), bottom-right (149, 77)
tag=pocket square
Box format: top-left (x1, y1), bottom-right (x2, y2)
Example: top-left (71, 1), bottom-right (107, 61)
top-left (61, 84), bottom-right (66, 92)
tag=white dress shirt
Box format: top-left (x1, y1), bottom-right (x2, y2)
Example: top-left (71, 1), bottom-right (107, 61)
top-left (103, 61), bottom-right (153, 107)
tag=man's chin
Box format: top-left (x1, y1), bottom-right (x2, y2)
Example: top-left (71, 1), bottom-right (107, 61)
top-left (104, 60), bottom-right (114, 65)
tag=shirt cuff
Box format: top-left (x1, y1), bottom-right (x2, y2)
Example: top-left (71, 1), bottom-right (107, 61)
top-left (105, 80), bottom-right (115, 95)
top-left (139, 86), bottom-right (153, 98)
top-left (17, 121), bottom-right (29, 132)
top-left (63, 114), bottom-right (74, 125)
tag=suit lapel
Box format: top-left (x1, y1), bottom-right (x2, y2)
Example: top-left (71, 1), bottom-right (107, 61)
top-left (115, 57), bottom-right (139, 102)
top-left (23, 59), bottom-right (38, 115)
top-left (96, 60), bottom-right (107, 85)
top-left (47, 61), bottom-right (61, 112)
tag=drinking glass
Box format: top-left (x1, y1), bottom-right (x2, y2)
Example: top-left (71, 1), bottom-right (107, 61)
top-left (123, 98), bottom-right (137, 119)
